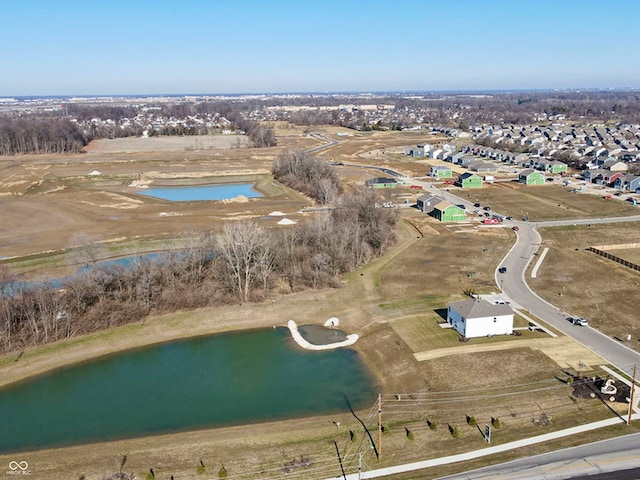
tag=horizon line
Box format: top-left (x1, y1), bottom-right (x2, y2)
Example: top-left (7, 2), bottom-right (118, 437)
top-left (2, 87), bottom-right (640, 100)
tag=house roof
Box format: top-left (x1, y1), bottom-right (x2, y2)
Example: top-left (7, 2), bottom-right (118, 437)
top-left (448, 298), bottom-right (513, 319)
top-left (417, 194), bottom-right (440, 203)
top-left (459, 172), bottom-right (479, 180)
top-left (433, 200), bottom-right (453, 211)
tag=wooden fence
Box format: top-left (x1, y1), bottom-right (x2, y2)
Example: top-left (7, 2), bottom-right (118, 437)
top-left (587, 246), bottom-right (640, 272)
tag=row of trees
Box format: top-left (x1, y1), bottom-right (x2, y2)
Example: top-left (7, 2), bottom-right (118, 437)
top-left (0, 100), bottom-right (277, 155)
top-left (0, 117), bottom-right (88, 155)
top-left (0, 152), bottom-right (397, 353)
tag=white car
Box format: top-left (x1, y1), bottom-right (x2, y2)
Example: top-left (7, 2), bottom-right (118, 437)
top-left (569, 317), bottom-right (588, 326)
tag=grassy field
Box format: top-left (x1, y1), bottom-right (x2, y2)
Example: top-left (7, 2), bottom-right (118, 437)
top-left (607, 247), bottom-right (640, 265)
top-left (0, 126), bottom-right (637, 479)
top-left (529, 222), bottom-right (640, 345)
top-left (453, 183), bottom-right (639, 221)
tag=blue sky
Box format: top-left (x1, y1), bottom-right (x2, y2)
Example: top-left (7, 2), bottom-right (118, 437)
top-left (2, 0), bottom-right (639, 95)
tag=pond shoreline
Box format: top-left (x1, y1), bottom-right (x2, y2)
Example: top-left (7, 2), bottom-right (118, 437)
top-left (287, 320), bottom-right (359, 350)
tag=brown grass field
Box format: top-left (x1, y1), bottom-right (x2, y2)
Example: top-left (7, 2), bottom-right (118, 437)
top-left (448, 182), bottom-right (639, 221)
top-left (0, 126), bottom-right (638, 479)
top-left (529, 223), bottom-right (640, 344)
top-left (607, 247), bottom-right (640, 265)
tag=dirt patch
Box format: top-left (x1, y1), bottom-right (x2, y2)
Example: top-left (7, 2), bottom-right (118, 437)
top-left (84, 135), bottom-right (250, 153)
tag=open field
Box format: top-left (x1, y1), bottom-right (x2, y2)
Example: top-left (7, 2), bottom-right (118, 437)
top-left (529, 222), bottom-right (640, 347)
top-left (0, 126), bottom-right (637, 479)
top-left (0, 220), bottom-right (620, 480)
top-left (608, 247), bottom-right (640, 265)
top-left (450, 183), bottom-right (639, 221)
top-left (0, 125), bottom-right (320, 260)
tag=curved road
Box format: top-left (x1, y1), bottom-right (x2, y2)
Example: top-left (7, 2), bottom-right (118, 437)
top-left (499, 216), bottom-right (640, 377)
top-left (355, 164), bottom-right (640, 377)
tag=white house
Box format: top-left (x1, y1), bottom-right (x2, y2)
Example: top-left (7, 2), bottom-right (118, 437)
top-left (446, 298), bottom-right (514, 339)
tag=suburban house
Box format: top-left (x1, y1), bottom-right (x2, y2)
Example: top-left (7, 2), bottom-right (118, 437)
top-left (594, 171), bottom-right (623, 186)
top-left (468, 161), bottom-right (498, 173)
top-left (416, 194), bottom-right (440, 213)
top-left (614, 174), bottom-right (640, 192)
top-left (447, 298), bottom-right (514, 339)
top-left (432, 201), bottom-right (466, 222)
top-left (430, 148), bottom-right (444, 159)
top-left (404, 144), bottom-right (430, 157)
top-left (583, 169), bottom-right (606, 183)
top-left (430, 165), bottom-right (452, 179)
top-left (456, 172), bottom-right (483, 188)
top-left (365, 177), bottom-right (398, 188)
top-left (450, 152), bottom-right (466, 164)
top-left (602, 158), bottom-right (629, 172)
top-left (544, 160), bottom-right (568, 174)
top-left (519, 169), bottom-right (545, 185)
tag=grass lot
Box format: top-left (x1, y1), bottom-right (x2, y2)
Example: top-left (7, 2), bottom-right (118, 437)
top-left (607, 247), bottom-right (640, 265)
top-left (454, 183), bottom-right (639, 221)
top-left (530, 222), bottom-right (640, 347)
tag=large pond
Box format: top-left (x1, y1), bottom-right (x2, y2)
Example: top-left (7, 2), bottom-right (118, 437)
top-left (138, 183), bottom-right (262, 201)
top-left (0, 328), bottom-right (377, 453)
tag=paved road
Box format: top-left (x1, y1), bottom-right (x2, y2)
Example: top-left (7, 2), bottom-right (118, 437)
top-left (316, 159), bottom-right (640, 480)
top-left (377, 167), bottom-right (640, 378)
top-left (500, 216), bottom-right (640, 378)
top-left (437, 432), bottom-right (640, 480)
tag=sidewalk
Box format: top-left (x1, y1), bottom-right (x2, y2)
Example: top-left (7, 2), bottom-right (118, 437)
top-left (323, 414), bottom-right (639, 480)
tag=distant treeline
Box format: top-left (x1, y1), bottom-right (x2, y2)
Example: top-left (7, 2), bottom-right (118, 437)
top-left (0, 152), bottom-right (396, 353)
top-left (0, 101), bottom-right (276, 155)
top-left (0, 117), bottom-right (88, 155)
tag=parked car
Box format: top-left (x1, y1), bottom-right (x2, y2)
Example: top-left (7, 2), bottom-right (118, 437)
top-left (505, 216), bottom-right (513, 220)
top-left (474, 203), bottom-right (481, 207)
top-left (499, 266), bottom-right (507, 273)
top-left (568, 317), bottom-right (588, 326)
top-left (483, 206), bottom-right (491, 211)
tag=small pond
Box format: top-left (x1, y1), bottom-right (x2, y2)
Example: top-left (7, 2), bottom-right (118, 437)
top-left (3, 252), bottom-right (168, 293)
top-left (0, 327), bottom-right (377, 453)
top-left (138, 183), bottom-right (262, 201)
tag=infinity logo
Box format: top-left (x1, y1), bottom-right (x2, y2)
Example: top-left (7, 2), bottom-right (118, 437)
top-left (8, 461), bottom-right (28, 471)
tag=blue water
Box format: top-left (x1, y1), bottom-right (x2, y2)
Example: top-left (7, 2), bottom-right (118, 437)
top-left (0, 328), bottom-right (377, 453)
top-left (2, 252), bottom-right (166, 293)
top-left (138, 183), bottom-right (261, 201)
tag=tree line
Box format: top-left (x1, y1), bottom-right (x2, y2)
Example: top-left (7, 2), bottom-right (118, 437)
top-left (0, 152), bottom-right (397, 353)
top-left (0, 100), bottom-right (277, 155)
top-left (0, 117), bottom-right (88, 155)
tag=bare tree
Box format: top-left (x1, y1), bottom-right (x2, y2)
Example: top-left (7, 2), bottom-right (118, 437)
top-left (217, 221), bottom-right (272, 302)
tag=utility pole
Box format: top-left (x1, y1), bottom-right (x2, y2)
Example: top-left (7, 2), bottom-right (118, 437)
top-left (628, 364), bottom-right (637, 426)
top-left (377, 394), bottom-right (382, 461)
top-left (333, 441), bottom-right (347, 480)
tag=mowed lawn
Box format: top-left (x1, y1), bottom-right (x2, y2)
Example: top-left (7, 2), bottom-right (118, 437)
top-left (455, 183), bottom-right (639, 221)
top-left (391, 313), bottom-right (550, 354)
top-left (390, 315), bottom-right (460, 352)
